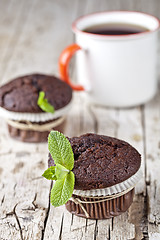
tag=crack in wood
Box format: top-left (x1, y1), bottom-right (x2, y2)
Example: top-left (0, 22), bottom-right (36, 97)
top-left (148, 180), bottom-right (160, 225)
top-left (21, 193), bottom-right (39, 212)
top-left (51, 225), bottom-right (54, 234)
top-left (13, 184), bottom-right (17, 197)
top-left (41, 182), bottom-right (52, 240)
top-left (94, 220), bottom-right (98, 240)
top-left (142, 191), bottom-right (149, 239)
top-left (108, 224), bottom-right (111, 240)
top-left (18, 216), bottom-right (34, 222)
top-left (14, 206), bottom-right (24, 240)
top-left (58, 213), bottom-right (64, 240)
top-left (85, 218), bottom-right (88, 232)
top-left (71, 214), bottom-right (74, 226)
top-left (111, 218), bottom-right (114, 231)
top-left (141, 105), bottom-right (149, 239)
top-left (1, 195), bottom-right (5, 205)
top-left (129, 194), bottom-right (148, 239)
top-left (141, 105), bottom-right (147, 183)
top-left (6, 204), bottom-right (23, 240)
top-left (153, 181), bottom-right (157, 200)
top-left (71, 222), bottom-right (95, 232)
top-left (146, 179), bottom-right (150, 186)
top-left (32, 193), bottom-right (38, 209)
top-left (13, 183), bottom-right (17, 191)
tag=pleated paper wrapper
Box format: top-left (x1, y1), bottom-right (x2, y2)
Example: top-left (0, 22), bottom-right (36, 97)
top-left (0, 100), bottom-right (73, 122)
top-left (73, 167), bottom-right (143, 197)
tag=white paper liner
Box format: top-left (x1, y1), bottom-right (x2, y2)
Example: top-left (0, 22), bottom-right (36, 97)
top-left (0, 100), bottom-right (73, 122)
top-left (73, 167), bottom-right (143, 197)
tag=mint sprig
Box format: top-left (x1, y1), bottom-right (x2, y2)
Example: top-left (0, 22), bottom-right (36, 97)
top-left (51, 171), bottom-right (75, 207)
top-left (55, 163), bottom-right (69, 179)
top-left (37, 91), bottom-right (55, 113)
top-left (48, 131), bottom-right (74, 170)
top-left (42, 131), bottom-right (75, 207)
top-left (42, 166), bottom-right (57, 180)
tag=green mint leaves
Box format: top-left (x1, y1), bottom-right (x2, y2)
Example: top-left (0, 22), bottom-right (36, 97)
top-left (51, 171), bottom-right (74, 207)
top-left (55, 163), bottom-right (69, 179)
top-left (48, 131), bottom-right (74, 170)
top-left (37, 91), bottom-right (55, 113)
top-left (42, 166), bottom-right (57, 180)
top-left (42, 131), bottom-right (75, 207)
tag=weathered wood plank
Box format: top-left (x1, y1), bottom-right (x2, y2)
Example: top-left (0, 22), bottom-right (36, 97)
top-left (144, 89), bottom-right (160, 238)
top-left (117, 107), bottom-right (147, 239)
top-left (90, 105), bottom-right (147, 239)
top-left (0, 0), bottom-right (80, 85)
top-left (0, 152), bottom-right (50, 240)
top-left (0, 0), bottom-right (38, 85)
top-left (0, 0), bottom-right (73, 239)
top-left (62, 211), bottom-right (96, 240)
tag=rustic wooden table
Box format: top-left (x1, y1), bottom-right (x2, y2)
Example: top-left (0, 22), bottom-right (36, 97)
top-left (0, 0), bottom-right (160, 239)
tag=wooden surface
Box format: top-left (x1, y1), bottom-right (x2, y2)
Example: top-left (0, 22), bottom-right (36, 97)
top-left (0, 0), bottom-right (160, 239)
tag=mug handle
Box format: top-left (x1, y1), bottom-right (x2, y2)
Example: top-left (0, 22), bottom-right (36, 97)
top-left (59, 44), bottom-right (85, 91)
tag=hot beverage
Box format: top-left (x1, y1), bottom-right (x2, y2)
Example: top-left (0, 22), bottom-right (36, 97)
top-left (83, 23), bottom-right (149, 35)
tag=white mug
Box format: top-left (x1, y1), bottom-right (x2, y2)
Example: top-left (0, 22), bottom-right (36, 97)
top-left (59, 11), bottom-right (160, 107)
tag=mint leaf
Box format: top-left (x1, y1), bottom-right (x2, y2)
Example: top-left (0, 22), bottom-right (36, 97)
top-left (55, 163), bottom-right (69, 180)
top-left (50, 171), bottom-right (75, 207)
top-left (42, 166), bottom-right (57, 180)
top-left (43, 131), bottom-right (75, 207)
top-left (37, 91), bottom-right (55, 113)
top-left (48, 131), bottom-right (74, 170)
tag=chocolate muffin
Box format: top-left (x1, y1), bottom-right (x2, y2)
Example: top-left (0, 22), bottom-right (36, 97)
top-left (49, 133), bottom-right (142, 219)
top-left (0, 74), bottom-right (72, 142)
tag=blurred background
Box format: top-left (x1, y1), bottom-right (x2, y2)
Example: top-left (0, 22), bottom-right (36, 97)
top-left (0, 0), bottom-right (159, 85)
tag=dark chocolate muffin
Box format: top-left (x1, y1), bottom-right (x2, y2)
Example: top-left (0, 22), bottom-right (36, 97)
top-left (48, 133), bottom-right (141, 190)
top-left (0, 73), bottom-right (72, 112)
top-left (48, 133), bottom-right (142, 219)
top-left (0, 73), bottom-right (72, 142)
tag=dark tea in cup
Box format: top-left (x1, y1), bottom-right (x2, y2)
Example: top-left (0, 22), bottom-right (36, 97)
top-left (83, 23), bottom-right (149, 35)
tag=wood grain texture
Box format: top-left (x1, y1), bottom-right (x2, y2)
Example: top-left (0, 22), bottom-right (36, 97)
top-left (144, 91), bottom-right (160, 239)
top-left (0, 0), bottom-right (159, 239)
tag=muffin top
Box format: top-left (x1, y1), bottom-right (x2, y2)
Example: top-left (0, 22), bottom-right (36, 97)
top-left (48, 133), bottom-right (141, 190)
top-left (0, 73), bottom-right (72, 113)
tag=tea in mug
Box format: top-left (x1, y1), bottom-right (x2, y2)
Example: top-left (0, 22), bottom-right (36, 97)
top-left (83, 23), bottom-right (149, 35)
